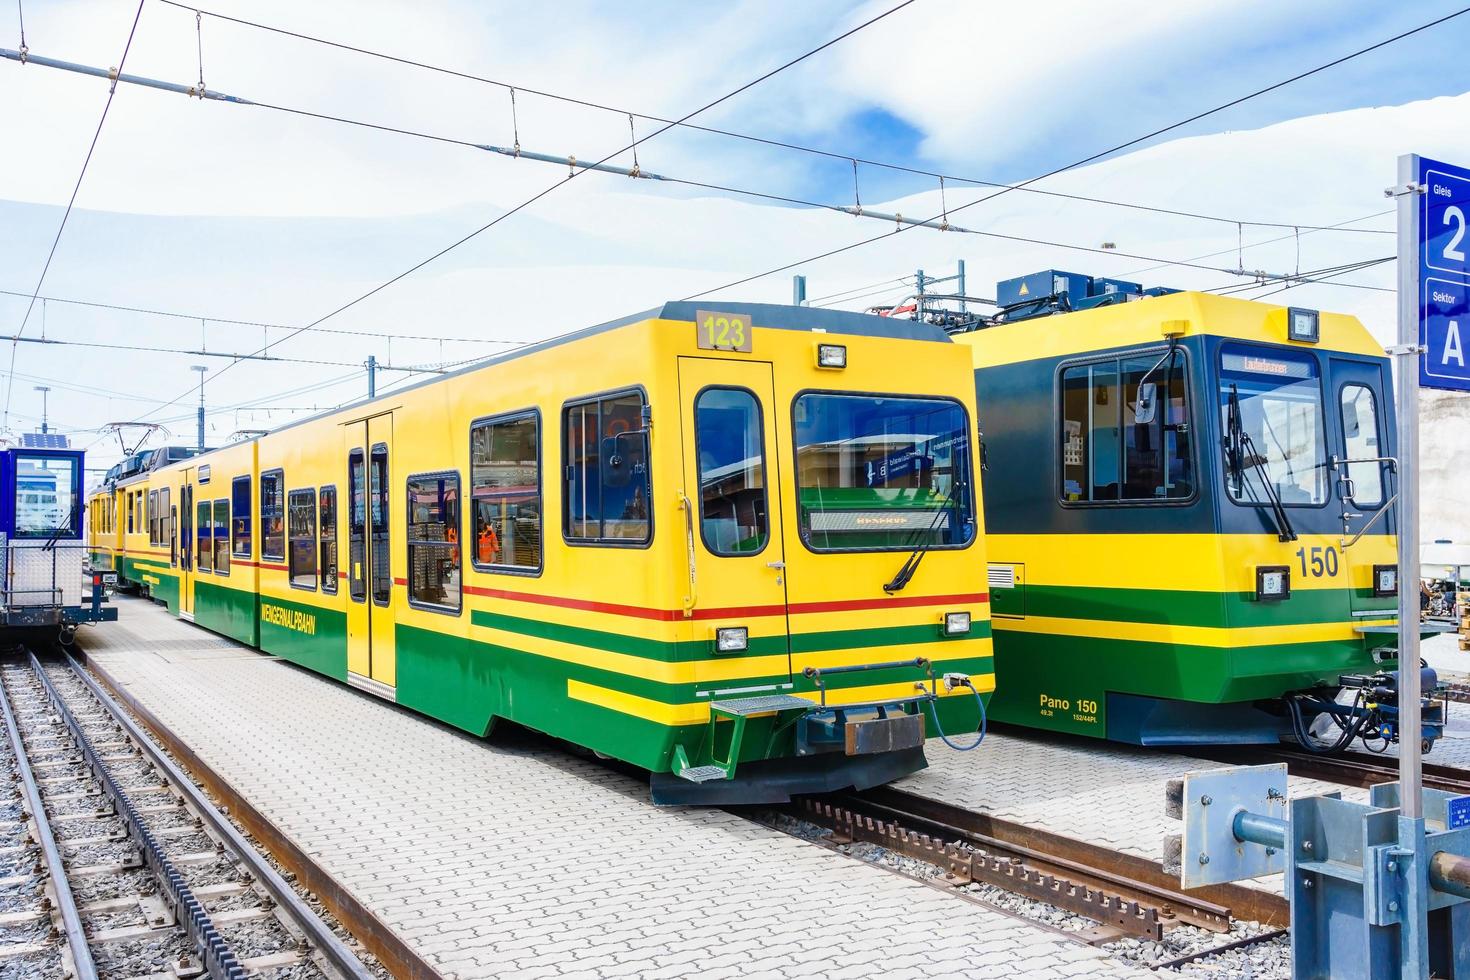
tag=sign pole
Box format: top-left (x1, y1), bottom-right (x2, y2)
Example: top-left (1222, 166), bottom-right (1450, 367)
top-left (1395, 153), bottom-right (1423, 818)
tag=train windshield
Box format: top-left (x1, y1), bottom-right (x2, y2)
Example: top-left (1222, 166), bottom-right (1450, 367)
top-left (793, 393), bottom-right (974, 551)
top-left (1218, 344), bottom-right (1327, 506)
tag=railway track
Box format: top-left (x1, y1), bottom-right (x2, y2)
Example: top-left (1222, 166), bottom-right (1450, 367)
top-left (0, 649), bottom-right (377, 980)
top-left (1204, 743), bottom-right (1470, 796)
top-left (786, 785), bottom-right (1288, 946)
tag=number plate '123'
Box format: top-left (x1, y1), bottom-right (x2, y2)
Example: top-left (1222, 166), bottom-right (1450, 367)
top-left (695, 310), bottom-right (753, 353)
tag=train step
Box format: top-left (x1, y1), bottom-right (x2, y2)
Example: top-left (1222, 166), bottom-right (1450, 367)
top-left (709, 694), bottom-right (811, 716)
top-left (675, 765), bottom-right (729, 784)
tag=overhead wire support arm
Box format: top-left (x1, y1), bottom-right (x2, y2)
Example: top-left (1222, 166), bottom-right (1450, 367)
top-left (0, 46), bottom-right (253, 102)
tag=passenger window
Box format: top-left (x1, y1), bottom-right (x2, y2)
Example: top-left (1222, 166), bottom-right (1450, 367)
top-left (1061, 350), bottom-right (1192, 502)
top-left (232, 476), bottom-right (252, 556)
top-left (1340, 384), bottom-right (1383, 507)
top-left (261, 471), bottom-right (285, 561)
top-left (149, 491), bottom-right (158, 546)
top-left (288, 488), bottom-right (317, 589)
top-left (563, 391), bottom-right (650, 544)
top-left (320, 486), bottom-right (338, 594)
top-left (695, 388), bottom-right (768, 555)
top-left (406, 472), bottom-right (461, 612)
top-left (196, 500), bottom-right (212, 573)
top-left (213, 500), bottom-right (230, 575)
top-left (169, 506), bottom-right (177, 567)
top-left (348, 450), bottom-right (366, 602)
top-left (470, 413), bottom-right (542, 571)
top-left (370, 445), bottom-right (390, 605)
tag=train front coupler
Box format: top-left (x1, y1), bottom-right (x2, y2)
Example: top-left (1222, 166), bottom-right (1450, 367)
top-left (1288, 666), bottom-right (1445, 753)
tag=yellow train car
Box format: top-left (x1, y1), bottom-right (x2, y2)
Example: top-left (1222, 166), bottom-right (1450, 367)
top-left (106, 302), bottom-right (994, 803)
top-left (951, 271), bottom-right (1432, 753)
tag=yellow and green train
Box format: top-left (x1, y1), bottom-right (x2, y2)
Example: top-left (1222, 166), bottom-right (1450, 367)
top-left (952, 271), bottom-right (1438, 752)
top-left (88, 302), bottom-right (993, 802)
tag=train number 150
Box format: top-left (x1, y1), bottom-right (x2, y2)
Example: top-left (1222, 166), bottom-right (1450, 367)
top-left (1296, 545), bottom-right (1339, 578)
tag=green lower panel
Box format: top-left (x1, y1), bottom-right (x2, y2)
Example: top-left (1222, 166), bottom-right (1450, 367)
top-left (394, 621), bottom-right (993, 773)
top-left (194, 579), bottom-right (259, 647)
top-left (989, 628), bottom-right (1380, 738)
top-left (258, 594), bottom-right (347, 681)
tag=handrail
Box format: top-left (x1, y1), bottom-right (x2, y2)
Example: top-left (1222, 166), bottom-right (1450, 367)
top-left (678, 491), bottom-right (697, 617)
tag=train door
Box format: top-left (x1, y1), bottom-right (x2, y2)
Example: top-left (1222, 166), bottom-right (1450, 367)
top-left (179, 477), bottom-right (195, 620)
top-left (1330, 357), bottom-right (1393, 609)
top-left (344, 415), bottom-right (397, 692)
top-left (676, 357), bottom-right (791, 677)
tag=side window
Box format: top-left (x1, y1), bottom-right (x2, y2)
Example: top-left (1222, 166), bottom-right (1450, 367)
top-left (563, 390), bottom-right (650, 544)
top-left (407, 473), bottom-right (461, 612)
top-left (1061, 361), bottom-right (1120, 502)
top-left (160, 488), bottom-right (171, 562)
top-left (470, 412), bottom-right (542, 571)
top-left (148, 491), bottom-right (158, 546)
top-left (213, 500), bottom-right (230, 575)
top-left (1060, 351), bottom-right (1192, 503)
top-left (196, 499), bottom-right (212, 573)
top-left (288, 488), bottom-right (317, 589)
top-left (320, 486), bottom-right (338, 594)
top-left (1340, 384), bottom-right (1384, 506)
top-left (694, 388), bottom-right (768, 555)
top-left (169, 506), bottom-right (177, 567)
top-left (370, 445), bottom-right (390, 605)
top-left (348, 450), bottom-right (366, 602)
top-left (261, 471), bottom-right (284, 561)
top-left (232, 476), bottom-right (252, 557)
top-left (127, 492), bottom-right (134, 534)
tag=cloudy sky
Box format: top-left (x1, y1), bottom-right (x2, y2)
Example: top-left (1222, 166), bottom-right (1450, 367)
top-left (2, 0), bottom-right (1470, 481)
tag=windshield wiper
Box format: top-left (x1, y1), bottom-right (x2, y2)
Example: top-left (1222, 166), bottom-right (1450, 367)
top-left (883, 488), bottom-right (958, 594)
top-left (1225, 385), bottom-right (1296, 542)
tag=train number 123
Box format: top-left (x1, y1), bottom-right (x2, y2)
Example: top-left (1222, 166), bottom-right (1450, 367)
top-left (694, 309), bottom-right (753, 353)
top-left (1295, 545), bottom-right (1339, 578)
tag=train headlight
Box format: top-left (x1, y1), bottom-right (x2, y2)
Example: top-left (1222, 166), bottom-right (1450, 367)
top-left (1256, 565), bottom-right (1291, 602)
top-left (943, 611), bottom-right (972, 636)
top-left (1373, 564), bottom-right (1398, 597)
top-left (715, 626), bottom-right (749, 653)
top-left (816, 343), bottom-right (847, 369)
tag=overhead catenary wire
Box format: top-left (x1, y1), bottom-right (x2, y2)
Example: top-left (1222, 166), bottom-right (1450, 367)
top-left (105, 0), bottom-right (920, 430)
top-left (159, 0), bottom-right (1398, 237)
top-left (0, 54), bottom-right (1388, 298)
top-left (2, 0), bottom-right (145, 432)
top-left (680, 6), bottom-right (1470, 301)
top-left (0, 287), bottom-right (530, 345)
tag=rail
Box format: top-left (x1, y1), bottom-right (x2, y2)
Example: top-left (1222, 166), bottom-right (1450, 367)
top-left (28, 650), bottom-right (248, 977)
top-left (0, 664), bottom-right (98, 979)
top-left (82, 648), bottom-right (443, 979)
top-left (60, 651), bottom-right (378, 980)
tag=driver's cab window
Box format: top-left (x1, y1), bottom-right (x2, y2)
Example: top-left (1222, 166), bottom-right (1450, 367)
top-left (563, 390), bottom-right (650, 544)
top-left (1339, 383), bottom-right (1383, 507)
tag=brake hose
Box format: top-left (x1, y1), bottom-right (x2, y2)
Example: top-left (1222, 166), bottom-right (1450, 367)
top-left (925, 678), bottom-right (986, 751)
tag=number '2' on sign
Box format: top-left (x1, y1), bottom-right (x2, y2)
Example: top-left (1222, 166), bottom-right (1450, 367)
top-left (695, 310), bottom-right (753, 353)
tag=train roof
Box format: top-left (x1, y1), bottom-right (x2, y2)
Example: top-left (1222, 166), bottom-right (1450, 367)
top-left (136, 300), bottom-right (953, 476)
top-left (951, 289), bottom-right (1386, 366)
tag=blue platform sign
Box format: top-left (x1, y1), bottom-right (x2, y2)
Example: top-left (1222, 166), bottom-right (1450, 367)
top-left (1450, 794), bottom-right (1470, 830)
top-left (1419, 158), bottom-right (1470, 391)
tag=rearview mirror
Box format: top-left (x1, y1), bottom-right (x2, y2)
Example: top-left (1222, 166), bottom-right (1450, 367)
top-left (1134, 382), bottom-right (1158, 425)
top-left (601, 431), bottom-right (648, 489)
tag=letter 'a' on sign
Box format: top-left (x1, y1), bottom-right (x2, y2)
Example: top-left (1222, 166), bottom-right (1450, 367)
top-left (1417, 157), bottom-right (1470, 392)
top-left (694, 309), bottom-right (754, 353)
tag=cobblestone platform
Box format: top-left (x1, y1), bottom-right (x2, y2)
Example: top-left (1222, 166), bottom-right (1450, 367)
top-left (77, 598), bottom-right (1147, 980)
top-left (900, 731), bottom-right (1367, 869)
